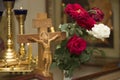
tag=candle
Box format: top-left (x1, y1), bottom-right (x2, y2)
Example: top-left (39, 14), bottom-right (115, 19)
top-left (50, 27), bottom-right (55, 32)
top-left (14, 7), bottom-right (27, 15)
top-left (27, 43), bottom-right (32, 61)
top-left (0, 11), bottom-right (3, 16)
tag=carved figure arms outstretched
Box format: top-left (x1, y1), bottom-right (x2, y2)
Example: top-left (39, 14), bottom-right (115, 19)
top-left (29, 33), bottom-right (59, 47)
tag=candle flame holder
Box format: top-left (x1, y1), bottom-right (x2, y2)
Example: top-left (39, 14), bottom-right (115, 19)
top-left (0, 0), bottom-right (17, 63)
top-left (14, 9), bottom-right (27, 59)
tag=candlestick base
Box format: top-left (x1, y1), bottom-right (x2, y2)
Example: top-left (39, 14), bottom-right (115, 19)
top-left (0, 55), bottom-right (33, 72)
top-left (0, 48), bottom-right (17, 62)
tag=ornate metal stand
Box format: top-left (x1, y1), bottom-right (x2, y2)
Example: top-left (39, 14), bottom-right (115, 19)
top-left (0, 0), bottom-right (17, 63)
top-left (14, 8), bottom-right (27, 59)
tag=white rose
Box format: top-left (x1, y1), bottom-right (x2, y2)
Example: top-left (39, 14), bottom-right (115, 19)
top-left (87, 23), bottom-right (111, 41)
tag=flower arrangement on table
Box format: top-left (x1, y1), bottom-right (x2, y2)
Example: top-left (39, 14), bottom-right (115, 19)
top-left (53, 3), bottom-right (111, 77)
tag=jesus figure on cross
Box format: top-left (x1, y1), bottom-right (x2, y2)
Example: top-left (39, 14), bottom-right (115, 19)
top-left (29, 31), bottom-right (59, 77)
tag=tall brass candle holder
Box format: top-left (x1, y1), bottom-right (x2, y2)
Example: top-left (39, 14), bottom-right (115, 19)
top-left (14, 7), bottom-right (27, 59)
top-left (0, 0), bottom-right (17, 63)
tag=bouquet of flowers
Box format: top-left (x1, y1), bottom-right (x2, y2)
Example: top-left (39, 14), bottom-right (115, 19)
top-left (53, 3), bottom-right (111, 77)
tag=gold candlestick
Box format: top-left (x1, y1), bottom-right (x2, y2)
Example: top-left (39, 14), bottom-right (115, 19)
top-left (14, 7), bottom-right (27, 59)
top-left (0, 0), bottom-right (17, 62)
top-left (27, 43), bottom-right (32, 63)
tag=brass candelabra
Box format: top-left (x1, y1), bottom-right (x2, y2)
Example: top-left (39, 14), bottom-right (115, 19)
top-left (14, 7), bottom-right (27, 59)
top-left (0, 0), bottom-right (17, 63)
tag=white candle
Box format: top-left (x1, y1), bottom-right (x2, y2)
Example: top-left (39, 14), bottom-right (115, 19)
top-left (27, 43), bottom-right (32, 60)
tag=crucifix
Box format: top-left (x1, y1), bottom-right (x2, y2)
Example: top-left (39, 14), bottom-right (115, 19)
top-left (17, 13), bottom-right (66, 79)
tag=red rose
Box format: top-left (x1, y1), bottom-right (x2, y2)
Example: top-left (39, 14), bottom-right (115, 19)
top-left (64, 3), bottom-right (96, 30)
top-left (76, 16), bottom-right (96, 30)
top-left (64, 3), bottom-right (89, 20)
top-left (66, 35), bottom-right (86, 55)
top-left (88, 7), bottom-right (104, 22)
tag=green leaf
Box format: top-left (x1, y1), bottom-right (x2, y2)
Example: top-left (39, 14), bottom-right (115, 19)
top-left (61, 39), bottom-right (68, 47)
top-left (79, 53), bottom-right (91, 63)
top-left (75, 27), bottom-right (83, 36)
top-left (59, 24), bottom-right (68, 31)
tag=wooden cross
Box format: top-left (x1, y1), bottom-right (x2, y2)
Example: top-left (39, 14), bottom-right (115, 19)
top-left (17, 13), bottom-right (66, 78)
top-left (32, 13), bottom-right (52, 32)
top-left (32, 13), bottom-right (53, 73)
